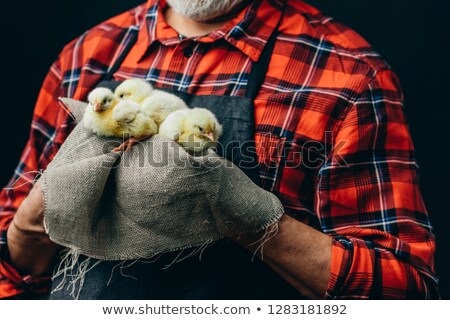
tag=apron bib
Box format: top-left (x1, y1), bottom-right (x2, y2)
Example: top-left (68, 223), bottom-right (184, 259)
top-left (50, 27), bottom-right (305, 300)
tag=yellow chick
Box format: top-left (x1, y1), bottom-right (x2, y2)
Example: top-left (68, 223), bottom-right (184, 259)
top-left (141, 90), bottom-right (188, 126)
top-left (159, 108), bottom-right (222, 155)
top-left (114, 78), bottom-right (153, 104)
top-left (83, 87), bottom-right (157, 152)
top-left (111, 101), bottom-right (158, 152)
top-left (83, 87), bottom-right (120, 137)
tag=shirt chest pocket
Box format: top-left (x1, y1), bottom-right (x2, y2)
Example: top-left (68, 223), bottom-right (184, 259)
top-left (255, 132), bottom-right (321, 220)
top-left (255, 132), bottom-right (287, 193)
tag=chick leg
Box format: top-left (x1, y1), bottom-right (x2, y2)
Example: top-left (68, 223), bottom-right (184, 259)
top-left (113, 135), bottom-right (152, 153)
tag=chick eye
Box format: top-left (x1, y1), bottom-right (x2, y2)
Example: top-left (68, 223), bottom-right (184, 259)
top-left (102, 98), bottom-right (107, 104)
top-left (198, 127), bottom-right (203, 131)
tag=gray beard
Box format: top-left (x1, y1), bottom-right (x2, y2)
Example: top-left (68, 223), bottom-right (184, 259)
top-left (166, 0), bottom-right (249, 22)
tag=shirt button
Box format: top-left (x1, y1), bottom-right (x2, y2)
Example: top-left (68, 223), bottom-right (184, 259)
top-left (178, 40), bottom-right (194, 58)
top-left (183, 46), bottom-right (194, 58)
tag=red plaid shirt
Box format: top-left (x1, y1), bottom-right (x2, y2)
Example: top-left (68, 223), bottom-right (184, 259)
top-left (0, 0), bottom-right (439, 299)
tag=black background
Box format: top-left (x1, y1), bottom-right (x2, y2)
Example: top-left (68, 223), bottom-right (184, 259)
top-left (0, 0), bottom-right (448, 299)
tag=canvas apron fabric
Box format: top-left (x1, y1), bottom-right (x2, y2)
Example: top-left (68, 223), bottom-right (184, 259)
top-left (49, 28), bottom-right (305, 300)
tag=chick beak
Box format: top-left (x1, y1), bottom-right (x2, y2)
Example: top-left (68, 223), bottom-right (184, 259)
top-left (202, 131), bottom-right (215, 141)
top-left (93, 103), bottom-right (103, 112)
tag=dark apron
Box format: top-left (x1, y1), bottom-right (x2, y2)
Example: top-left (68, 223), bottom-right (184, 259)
top-left (50, 27), bottom-right (305, 300)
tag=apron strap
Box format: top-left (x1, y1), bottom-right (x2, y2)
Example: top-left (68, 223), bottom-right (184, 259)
top-left (244, 28), bottom-right (279, 101)
top-left (103, 30), bottom-right (139, 81)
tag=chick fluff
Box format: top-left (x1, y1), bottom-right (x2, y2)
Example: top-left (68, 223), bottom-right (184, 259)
top-left (114, 78), bottom-right (153, 104)
top-left (84, 87), bottom-right (158, 152)
top-left (116, 78), bottom-right (188, 125)
top-left (83, 87), bottom-right (120, 137)
top-left (141, 90), bottom-right (188, 126)
top-left (159, 108), bottom-right (223, 155)
top-left (112, 101), bottom-right (158, 152)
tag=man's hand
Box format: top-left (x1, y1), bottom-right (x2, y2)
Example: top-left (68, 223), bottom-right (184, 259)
top-left (6, 182), bottom-right (60, 276)
top-left (234, 214), bottom-right (332, 299)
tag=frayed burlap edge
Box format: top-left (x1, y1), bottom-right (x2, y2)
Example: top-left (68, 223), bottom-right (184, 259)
top-left (49, 214), bottom-right (281, 299)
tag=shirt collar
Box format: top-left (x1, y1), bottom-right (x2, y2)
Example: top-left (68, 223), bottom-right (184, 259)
top-left (135, 0), bottom-right (285, 62)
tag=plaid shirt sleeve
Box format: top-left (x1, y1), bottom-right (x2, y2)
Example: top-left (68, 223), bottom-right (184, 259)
top-left (0, 54), bottom-right (66, 298)
top-left (322, 69), bottom-right (438, 299)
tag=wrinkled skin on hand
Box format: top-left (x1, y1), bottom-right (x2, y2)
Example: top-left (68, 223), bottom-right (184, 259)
top-left (7, 182), bottom-right (60, 276)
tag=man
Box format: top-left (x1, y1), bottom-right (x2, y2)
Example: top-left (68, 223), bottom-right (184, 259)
top-left (0, 0), bottom-right (439, 299)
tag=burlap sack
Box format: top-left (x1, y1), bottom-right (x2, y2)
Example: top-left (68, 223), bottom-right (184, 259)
top-left (41, 98), bottom-right (284, 261)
